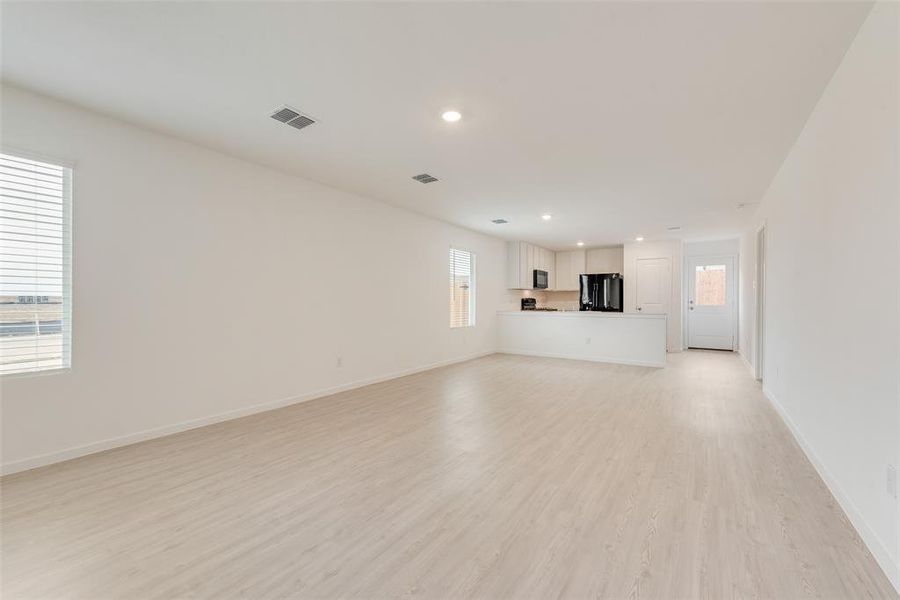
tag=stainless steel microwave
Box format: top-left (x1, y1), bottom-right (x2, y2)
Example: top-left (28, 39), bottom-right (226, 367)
top-left (533, 269), bottom-right (548, 289)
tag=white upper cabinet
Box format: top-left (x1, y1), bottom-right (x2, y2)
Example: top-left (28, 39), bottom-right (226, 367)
top-left (554, 250), bottom-right (586, 291)
top-left (508, 245), bottom-right (620, 290)
top-left (506, 242), bottom-right (556, 289)
top-left (538, 247), bottom-right (556, 289)
top-left (506, 241), bottom-right (528, 289)
top-left (585, 247), bottom-right (624, 274)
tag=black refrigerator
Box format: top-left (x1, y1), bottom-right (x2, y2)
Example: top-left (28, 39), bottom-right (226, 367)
top-left (579, 273), bottom-right (623, 312)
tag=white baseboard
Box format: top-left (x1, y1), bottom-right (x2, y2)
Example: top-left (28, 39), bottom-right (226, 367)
top-left (763, 386), bottom-right (900, 594)
top-left (1, 351), bottom-right (496, 476)
top-left (737, 349), bottom-right (755, 377)
top-left (497, 349), bottom-right (665, 368)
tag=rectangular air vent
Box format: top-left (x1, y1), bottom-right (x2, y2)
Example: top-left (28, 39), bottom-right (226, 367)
top-left (491, 219), bottom-right (508, 224)
top-left (412, 173), bottom-right (439, 184)
top-left (287, 115), bottom-right (315, 130)
top-left (270, 105), bottom-right (317, 131)
top-left (271, 107), bottom-right (300, 123)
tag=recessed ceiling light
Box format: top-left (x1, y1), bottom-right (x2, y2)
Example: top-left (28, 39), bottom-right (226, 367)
top-left (441, 110), bottom-right (461, 123)
top-left (635, 236), bottom-right (645, 242)
top-left (541, 214), bottom-right (552, 221)
top-left (576, 241), bottom-right (585, 246)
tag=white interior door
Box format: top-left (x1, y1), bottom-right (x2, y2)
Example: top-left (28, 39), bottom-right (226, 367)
top-left (635, 257), bottom-right (670, 314)
top-left (687, 256), bottom-right (735, 350)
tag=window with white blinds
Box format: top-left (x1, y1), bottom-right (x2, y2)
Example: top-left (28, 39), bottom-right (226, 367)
top-left (449, 248), bottom-right (475, 328)
top-left (0, 152), bottom-right (72, 375)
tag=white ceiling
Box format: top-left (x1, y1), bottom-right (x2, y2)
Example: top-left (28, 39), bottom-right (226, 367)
top-left (1, 2), bottom-right (871, 250)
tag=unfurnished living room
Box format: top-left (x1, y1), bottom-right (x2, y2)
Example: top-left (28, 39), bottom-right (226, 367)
top-left (1, 1), bottom-right (898, 598)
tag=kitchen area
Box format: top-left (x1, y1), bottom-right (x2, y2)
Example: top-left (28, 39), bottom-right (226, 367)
top-left (499, 241), bottom-right (671, 367)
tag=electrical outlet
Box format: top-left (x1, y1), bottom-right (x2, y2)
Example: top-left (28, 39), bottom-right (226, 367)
top-left (888, 465), bottom-right (898, 499)
top-left (336, 355), bottom-right (342, 368)
top-left (585, 337), bottom-right (591, 345)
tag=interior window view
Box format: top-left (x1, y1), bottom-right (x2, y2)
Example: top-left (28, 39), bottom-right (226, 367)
top-left (0, 153), bottom-right (71, 375)
top-left (449, 247), bottom-right (475, 328)
top-left (0, 2), bottom-right (897, 599)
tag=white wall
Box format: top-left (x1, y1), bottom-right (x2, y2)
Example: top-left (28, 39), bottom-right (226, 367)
top-left (683, 238), bottom-right (739, 258)
top-left (623, 240), bottom-right (683, 351)
top-left (0, 85), bottom-right (507, 473)
top-left (739, 3), bottom-right (899, 589)
top-left (585, 246), bottom-right (624, 274)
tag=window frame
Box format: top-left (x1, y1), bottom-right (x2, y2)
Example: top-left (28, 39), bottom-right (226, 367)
top-left (0, 147), bottom-right (74, 378)
top-left (449, 246), bottom-right (476, 329)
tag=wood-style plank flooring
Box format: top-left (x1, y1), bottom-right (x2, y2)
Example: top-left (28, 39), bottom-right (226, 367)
top-left (2, 351), bottom-right (895, 599)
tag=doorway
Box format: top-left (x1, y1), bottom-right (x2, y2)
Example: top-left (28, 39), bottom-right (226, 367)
top-left (687, 255), bottom-right (736, 350)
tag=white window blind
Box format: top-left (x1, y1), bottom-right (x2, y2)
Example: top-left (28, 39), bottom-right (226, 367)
top-left (0, 152), bottom-right (72, 375)
top-left (449, 248), bottom-right (475, 328)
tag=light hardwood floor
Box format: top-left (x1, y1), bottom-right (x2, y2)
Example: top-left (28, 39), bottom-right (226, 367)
top-left (1, 351), bottom-right (895, 599)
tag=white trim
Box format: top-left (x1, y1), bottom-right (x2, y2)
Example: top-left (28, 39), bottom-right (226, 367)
top-left (737, 349), bottom-right (754, 376)
top-left (497, 350), bottom-right (665, 369)
top-left (763, 386), bottom-right (900, 594)
top-left (1, 350), bottom-right (495, 476)
top-left (754, 224), bottom-right (767, 382)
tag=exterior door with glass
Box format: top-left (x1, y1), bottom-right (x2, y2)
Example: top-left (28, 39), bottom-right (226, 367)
top-left (687, 256), bottom-right (735, 350)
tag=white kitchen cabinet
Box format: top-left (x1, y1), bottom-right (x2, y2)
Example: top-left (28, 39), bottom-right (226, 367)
top-left (585, 246), bottom-right (624, 274)
top-left (538, 247), bottom-right (555, 289)
top-left (506, 241), bottom-right (528, 289)
top-left (554, 250), bottom-right (585, 291)
top-left (506, 241), bottom-right (556, 289)
top-left (554, 251), bottom-right (569, 290)
top-left (547, 248), bottom-right (556, 290)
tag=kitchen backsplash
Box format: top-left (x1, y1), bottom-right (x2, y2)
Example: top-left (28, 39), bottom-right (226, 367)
top-left (507, 289), bottom-right (580, 311)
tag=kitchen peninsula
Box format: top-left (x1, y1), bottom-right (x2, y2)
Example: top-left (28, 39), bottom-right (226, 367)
top-left (497, 310), bottom-right (667, 368)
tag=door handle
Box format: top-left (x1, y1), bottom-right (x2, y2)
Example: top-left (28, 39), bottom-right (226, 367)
top-left (636, 307), bottom-right (642, 311)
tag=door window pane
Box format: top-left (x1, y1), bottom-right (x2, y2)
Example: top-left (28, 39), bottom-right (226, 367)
top-left (695, 265), bottom-right (726, 306)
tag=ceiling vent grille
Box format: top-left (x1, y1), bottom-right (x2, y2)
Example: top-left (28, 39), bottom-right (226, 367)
top-left (270, 105), bottom-right (317, 131)
top-left (491, 219), bottom-right (508, 224)
top-left (412, 173), bottom-right (439, 184)
top-left (286, 115), bottom-right (315, 131)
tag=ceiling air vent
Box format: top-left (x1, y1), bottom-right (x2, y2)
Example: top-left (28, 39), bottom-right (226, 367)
top-left (270, 105), bottom-right (317, 131)
top-left (491, 219), bottom-right (508, 224)
top-left (412, 173), bottom-right (439, 184)
top-left (287, 115), bottom-right (315, 131)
